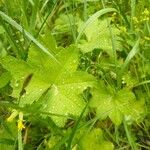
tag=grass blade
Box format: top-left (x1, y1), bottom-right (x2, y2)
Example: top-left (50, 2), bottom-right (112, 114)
top-left (123, 38), bottom-right (140, 69)
top-left (76, 8), bottom-right (117, 43)
top-left (130, 0), bottom-right (136, 30)
top-left (123, 120), bottom-right (137, 150)
top-left (29, 0), bottom-right (40, 33)
top-left (67, 103), bottom-right (88, 150)
top-left (18, 130), bottom-right (23, 150)
top-left (133, 80), bottom-right (150, 87)
top-left (0, 18), bottom-right (26, 59)
top-left (0, 11), bottom-right (58, 63)
top-left (117, 38), bottom-right (140, 89)
top-left (18, 112), bottom-right (24, 150)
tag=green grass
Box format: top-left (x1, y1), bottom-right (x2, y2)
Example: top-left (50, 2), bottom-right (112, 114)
top-left (0, 0), bottom-right (150, 150)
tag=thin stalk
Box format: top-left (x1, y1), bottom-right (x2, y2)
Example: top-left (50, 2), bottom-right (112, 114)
top-left (18, 130), bottom-right (23, 150)
top-left (146, 21), bottom-right (150, 34)
top-left (18, 112), bottom-right (24, 150)
top-left (112, 1), bottom-right (130, 28)
top-left (0, 11), bottom-right (58, 63)
top-left (64, 0), bottom-right (76, 43)
top-left (130, 0), bottom-right (136, 30)
top-left (123, 120), bottom-right (137, 150)
top-left (29, 0), bottom-right (40, 34)
top-left (84, 0), bottom-right (87, 21)
top-left (76, 7), bottom-right (116, 43)
top-left (67, 103), bottom-right (88, 150)
top-left (0, 17), bottom-right (25, 59)
top-left (115, 126), bottom-right (119, 145)
top-left (117, 38), bottom-right (140, 90)
top-left (20, 0), bottom-right (29, 30)
top-left (101, 0), bottom-right (117, 90)
top-left (25, 0), bottom-right (59, 51)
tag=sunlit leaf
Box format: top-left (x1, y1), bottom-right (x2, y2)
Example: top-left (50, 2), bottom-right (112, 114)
top-left (0, 45), bottom-right (96, 127)
top-left (0, 121), bottom-right (17, 150)
top-left (78, 128), bottom-right (114, 150)
top-left (90, 84), bottom-right (145, 125)
top-left (78, 18), bottom-right (121, 56)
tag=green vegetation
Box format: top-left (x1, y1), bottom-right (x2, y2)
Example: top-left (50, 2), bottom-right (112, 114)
top-left (0, 0), bottom-right (150, 149)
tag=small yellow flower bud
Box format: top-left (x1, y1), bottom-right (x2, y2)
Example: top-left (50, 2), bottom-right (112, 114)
top-left (133, 17), bottom-right (139, 24)
top-left (17, 112), bottom-right (25, 131)
top-left (142, 8), bottom-right (149, 16)
top-left (17, 120), bottom-right (25, 130)
top-left (144, 36), bottom-right (150, 41)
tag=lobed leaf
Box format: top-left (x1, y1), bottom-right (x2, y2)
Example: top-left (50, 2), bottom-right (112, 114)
top-left (78, 128), bottom-right (114, 150)
top-left (90, 84), bottom-right (145, 125)
top-left (0, 45), bottom-right (96, 127)
top-left (78, 18), bottom-right (121, 56)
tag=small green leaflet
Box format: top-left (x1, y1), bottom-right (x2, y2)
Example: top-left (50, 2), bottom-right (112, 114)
top-left (90, 84), bottom-right (145, 125)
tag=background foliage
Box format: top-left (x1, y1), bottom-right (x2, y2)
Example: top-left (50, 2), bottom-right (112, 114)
top-left (0, 0), bottom-right (150, 149)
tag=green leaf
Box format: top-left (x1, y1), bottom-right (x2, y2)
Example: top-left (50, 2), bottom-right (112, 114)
top-left (53, 14), bottom-right (75, 33)
top-left (78, 128), bottom-right (114, 150)
top-left (0, 71), bottom-right (11, 88)
top-left (0, 26), bottom-right (5, 34)
top-left (27, 46), bottom-right (96, 126)
top-left (39, 28), bottom-right (57, 54)
top-left (0, 45), bottom-right (96, 127)
top-left (122, 38), bottom-right (140, 70)
top-left (0, 11), bottom-right (58, 62)
top-left (76, 8), bottom-right (117, 43)
top-left (0, 120), bottom-right (17, 150)
top-left (90, 84), bottom-right (145, 125)
top-left (78, 18), bottom-right (121, 56)
top-left (0, 56), bottom-right (33, 98)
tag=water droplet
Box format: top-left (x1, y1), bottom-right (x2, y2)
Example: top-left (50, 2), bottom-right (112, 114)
top-left (65, 112), bottom-right (68, 115)
top-left (22, 95), bottom-right (25, 98)
top-left (52, 106), bottom-right (55, 110)
top-left (70, 105), bottom-right (74, 108)
top-left (15, 83), bottom-right (19, 87)
top-left (53, 85), bottom-right (58, 95)
top-left (43, 104), bottom-right (47, 109)
top-left (21, 77), bottom-right (24, 80)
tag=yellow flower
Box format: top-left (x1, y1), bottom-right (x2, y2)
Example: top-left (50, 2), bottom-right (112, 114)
top-left (17, 119), bottom-right (25, 130)
top-left (7, 109), bottom-right (18, 122)
top-left (142, 8), bottom-right (149, 16)
top-left (142, 17), bottom-right (149, 21)
top-left (132, 17), bottom-right (139, 24)
top-left (17, 112), bottom-right (25, 131)
top-left (144, 36), bottom-right (150, 41)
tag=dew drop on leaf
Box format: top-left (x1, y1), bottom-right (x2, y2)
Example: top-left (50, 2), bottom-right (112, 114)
top-left (22, 95), bottom-right (25, 98)
top-left (15, 83), bottom-right (19, 87)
